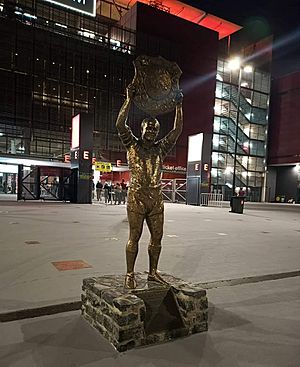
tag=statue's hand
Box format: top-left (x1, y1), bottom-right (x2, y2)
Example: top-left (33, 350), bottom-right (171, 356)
top-left (175, 89), bottom-right (183, 105)
top-left (126, 84), bottom-right (136, 100)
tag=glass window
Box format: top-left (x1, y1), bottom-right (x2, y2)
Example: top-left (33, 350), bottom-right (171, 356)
top-left (254, 71), bottom-right (270, 93)
top-left (248, 172), bottom-right (263, 187)
top-left (0, 136), bottom-right (7, 154)
top-left (250, 107), bottom-right (267, 125)
top-left (248, 157), bottom-right (264, 172)
top-left (250, 124), bottom-right (266, 140)
top-left (252, 91), bottom-right (268, 109)
top-left (250, 140), bottom-right (265, 156)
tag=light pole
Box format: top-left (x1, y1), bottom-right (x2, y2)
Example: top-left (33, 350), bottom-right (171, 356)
top-left (228, 57), bottom-right (253, 198)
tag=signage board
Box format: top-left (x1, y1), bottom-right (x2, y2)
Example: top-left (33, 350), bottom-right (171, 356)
top-left (44, 0), bottom-right (96, 17)
top-left (162, 164), bottom-right (186, 174)
top-left (94, 162), bottom-right (112, 172)
top-left (71, 114), bottom-right (80, 149)
top-left (70, 113), bottom-right (93, 203)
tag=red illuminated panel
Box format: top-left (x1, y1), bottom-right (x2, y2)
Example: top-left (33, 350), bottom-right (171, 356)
top-left (72, 114), bottom-right (80, 149)
top-left (116, 0), bottom-right (241, 39)
top-left (52, 260), bottom-right (92, 271)
top-left (199, 14), bottom-right (241, 40)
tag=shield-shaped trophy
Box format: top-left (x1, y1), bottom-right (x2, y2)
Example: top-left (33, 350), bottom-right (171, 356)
top-left (131, 55), bottom-right (182, 117)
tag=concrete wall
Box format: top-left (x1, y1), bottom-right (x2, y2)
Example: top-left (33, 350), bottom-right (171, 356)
top-left (268, 71), bottom-right (300, 165)
top-left (276, 166), bottom-right (298, 201)
top-left (265, 166), bottom-right (277, 202)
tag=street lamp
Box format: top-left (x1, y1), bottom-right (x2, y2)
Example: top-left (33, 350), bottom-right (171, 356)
top-left (228, 57), bottom-right (253, 197)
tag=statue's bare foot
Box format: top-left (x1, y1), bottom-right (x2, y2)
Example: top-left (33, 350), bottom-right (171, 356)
top-left (148, 271), bottom-right (169, 286)
top-left (124, 273), bottom-right (137, 289)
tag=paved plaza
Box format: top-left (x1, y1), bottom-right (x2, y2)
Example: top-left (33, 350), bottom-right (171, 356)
top-left (0, 200), bottom-right (299, 366)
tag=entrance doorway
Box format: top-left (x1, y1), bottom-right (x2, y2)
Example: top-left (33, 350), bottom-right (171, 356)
top-left (0, 164), bottom-right (18, 200)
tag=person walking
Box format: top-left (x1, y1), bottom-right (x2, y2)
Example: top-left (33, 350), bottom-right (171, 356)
top-left (103, 182), bottom-right (110, 204)
top-left (96, 180), bottom-right (103, 201)
top-left (114, 183), bottom-right (122, 204)
top-left (121, 179), bottom-right (127, 204)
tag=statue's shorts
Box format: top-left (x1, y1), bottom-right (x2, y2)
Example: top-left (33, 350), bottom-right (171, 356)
top-left (127, 188), bottom-right (164, 216)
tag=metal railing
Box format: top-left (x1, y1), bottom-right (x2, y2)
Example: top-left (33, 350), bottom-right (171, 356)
top-left (161, 180), bottom-right (224, 207)
top-left (200, 193), bottom-right (223, 207)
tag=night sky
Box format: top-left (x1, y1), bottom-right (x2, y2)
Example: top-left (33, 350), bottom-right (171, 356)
top-left (184, 0), bottom-right (299, 36)
top-left (182, 0), bottom-right (300, 77)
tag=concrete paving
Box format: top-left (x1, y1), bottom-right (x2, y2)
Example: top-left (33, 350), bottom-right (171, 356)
top-left (1, 277), bottom-right (299, 367)
top-left (0, 200), bottom-right (299, 366)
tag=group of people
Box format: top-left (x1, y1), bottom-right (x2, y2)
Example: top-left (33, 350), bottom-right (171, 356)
top-left (0, 179), bottom-right (16, 194)
top-left (93, 179), bottom-right (128, 205)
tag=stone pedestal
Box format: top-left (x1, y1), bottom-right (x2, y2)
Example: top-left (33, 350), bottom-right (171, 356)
top-left (81, 273), bottom-right (208, 352)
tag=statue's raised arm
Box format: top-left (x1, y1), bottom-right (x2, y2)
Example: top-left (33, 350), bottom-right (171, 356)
top-left (160, 90), bottom-right (184, 158)
top-left (170, 91), bottom-right (184, 141)
top-left (116, 84), bottom-right (136, 132)
top-left (116, 84), bottom-right (136, 148)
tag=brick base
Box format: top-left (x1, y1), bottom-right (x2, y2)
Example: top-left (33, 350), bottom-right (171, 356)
top-left (81, 272), bottom-right (208, 352)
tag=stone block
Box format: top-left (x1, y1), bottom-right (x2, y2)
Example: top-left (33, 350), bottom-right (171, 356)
top-left (81, 272), bottom-right (208, 352)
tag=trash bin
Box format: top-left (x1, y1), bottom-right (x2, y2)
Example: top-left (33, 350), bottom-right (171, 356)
top-left (230, 196), bottom-right (245, 214)
top-left (275, 194), bottom-right (285, 203)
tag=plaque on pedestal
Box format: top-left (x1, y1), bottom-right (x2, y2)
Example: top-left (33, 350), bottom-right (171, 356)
top-left (134, 287), bottom-right (185, 336)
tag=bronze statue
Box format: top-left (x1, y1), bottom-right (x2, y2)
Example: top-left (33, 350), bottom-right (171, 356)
top-left (116, 56), bottom-right (183, 289)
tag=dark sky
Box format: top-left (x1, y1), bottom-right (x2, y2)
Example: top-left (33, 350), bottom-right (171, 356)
top-left (183, 0), bottom-right (300, 77)
top-left (184, 0), bottom-right (300, 36)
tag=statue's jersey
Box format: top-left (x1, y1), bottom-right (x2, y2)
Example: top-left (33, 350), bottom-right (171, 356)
top-left (118, 126), bottom-right (175, 192)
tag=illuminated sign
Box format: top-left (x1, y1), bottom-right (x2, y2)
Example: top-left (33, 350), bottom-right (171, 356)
top-left (83, 151), bottom-right (90, 160)
top-left (94, 162), bottom-right (112, 172)
top-left (188, 133), bottom-right (203, 162)
top-left (44, 0), bottom-right (96, 17)
top-left (71, 149), bottom-right (92, 161)
top-left (162, 164), bottom-right (186, 173)
top-left (71, 114), bottom-right (80, 149)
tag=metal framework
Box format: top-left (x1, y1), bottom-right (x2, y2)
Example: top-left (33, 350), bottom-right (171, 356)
top-left (161, 179), bottom-right (186, 203)
top-left (0, 0), bottom-right (135, 161)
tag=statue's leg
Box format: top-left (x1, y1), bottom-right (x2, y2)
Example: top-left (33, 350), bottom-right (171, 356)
top-left (125, 210), bottom-right (144, 289)
top-left (146, 212), bottom-right (168, 285)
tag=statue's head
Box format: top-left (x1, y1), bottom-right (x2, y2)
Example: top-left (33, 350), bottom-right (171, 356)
top-left (141, 117), bottom-right (160, 142)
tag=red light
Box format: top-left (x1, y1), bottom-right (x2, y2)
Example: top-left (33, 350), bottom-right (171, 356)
top-left (115, 0), bottom-right (241, 39)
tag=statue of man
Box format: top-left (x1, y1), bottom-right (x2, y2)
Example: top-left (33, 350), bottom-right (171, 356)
top-left (116, 84), bottom-right (183, 289)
